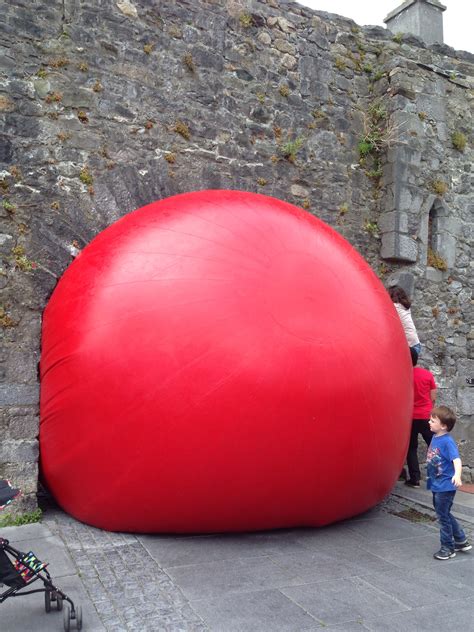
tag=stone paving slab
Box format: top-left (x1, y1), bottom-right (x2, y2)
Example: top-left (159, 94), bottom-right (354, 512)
top-left (281, 576), bottom-right (411, 627)
top-left (139, 529), bottom-right (307, 568)
top-left (362, 597), bottom-right (474, 631)
top-left (358, 562), bottom-right (474, 609)
top-left (166, 555), bottom-right (303, 602)
top-left (189, 588), bottom-right (321, 632)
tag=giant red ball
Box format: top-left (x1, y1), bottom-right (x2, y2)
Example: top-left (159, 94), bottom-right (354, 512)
top-left (40, 190), bottom-right (412, 532)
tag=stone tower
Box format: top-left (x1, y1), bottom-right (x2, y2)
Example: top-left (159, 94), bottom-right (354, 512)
top-left (384, 0), bottom-right (446, 44)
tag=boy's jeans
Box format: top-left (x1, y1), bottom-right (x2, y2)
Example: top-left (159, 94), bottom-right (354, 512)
top-left (432, 491), bottom-right (466, 549)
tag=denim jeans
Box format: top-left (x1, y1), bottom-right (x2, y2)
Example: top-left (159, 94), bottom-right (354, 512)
top-left (432, 491), bottom-right (466, 549)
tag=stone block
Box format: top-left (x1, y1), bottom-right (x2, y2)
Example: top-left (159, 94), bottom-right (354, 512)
top-left (391, 111), bottom-right (424, 140)
top-left (0, 134), bottom-right (13, 162)
top-left (425, 267), bottom-right (444, 282)
top-left (396, 184), bottom-right (423, 214)
top-left (0, 384), bottom-right (39, 406)
top-left (386, 145), bottom-right (422, 167)
top-left (0, 233), bottom-right (13, 254)
top-left (290, 184), bottom-right (309, 198)
top-left (4, 349), bottom-right (39, 383)
top-left (458, 387), bottom-right (474, 415)
top-left (379, 211), bottom-right (408, 234)
top-left (116, 1), bottom-right (138, 18)
top-left (3, 407), bottom-right (39, 439)
top-left (0, 460), bottom-right (37, 485)
top-left (416, 94), bottom-right (446, 121)
top-left (457, 359), bottom-right (474, 376)
top-left (433, 232), bottom-right (456, 268)
top-left (0, 439), bottom-right (38, 463)
top-left (381, 232), bottom-right (418, 262)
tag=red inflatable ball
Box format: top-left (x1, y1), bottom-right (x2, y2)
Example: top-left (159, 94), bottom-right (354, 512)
top-left (40, 190), bottom-right (412, 533)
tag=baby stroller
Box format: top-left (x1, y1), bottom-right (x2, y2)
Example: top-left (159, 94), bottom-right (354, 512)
top-left (0, 479), bottom-right (82, 630)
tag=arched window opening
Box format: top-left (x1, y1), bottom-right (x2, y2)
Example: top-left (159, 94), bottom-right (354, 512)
top-left (425, 198), bottom-right (456, 271)
top-left (427, 203), bottom-right (445, 268)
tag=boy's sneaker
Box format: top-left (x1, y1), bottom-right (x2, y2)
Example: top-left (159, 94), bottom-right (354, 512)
top-left (433, 547), bottom-right (456, 560)
top-left (454, 540), bottom-right (472, 552)
top-left (404, 479), bottom-right (420, 488)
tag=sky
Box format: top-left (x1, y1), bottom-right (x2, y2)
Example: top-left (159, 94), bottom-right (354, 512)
top-left (295, 1), bottom-right (474, 53)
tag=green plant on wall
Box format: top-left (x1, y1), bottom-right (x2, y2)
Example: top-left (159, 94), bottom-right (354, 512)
top-left (239, 13), bottom-right (254, 28)
top-left (364, 219), bottom-right (379, 237)
top-left (0, 306), bottom-right (16, 328)
top-left (2, 199), bottom-right (16, 213)
top-left (174, 120), bottom-right (191, 140)
top-left (357, 99), bottom-right (398, 184)
top-left (11, 246), bottom-right (36, 272)
top-left (358, 102), bottom-right (387, 158)
top-left (427, 247), bottom-right (447, 271)
top-left (183, 53), bottom-right (195, 72)
top-left (278, 136), bottom-right (304, 163)
top-left (431, 179), bottom-right (448, 196)
top-left (452, 131), bottom-right (466, 152)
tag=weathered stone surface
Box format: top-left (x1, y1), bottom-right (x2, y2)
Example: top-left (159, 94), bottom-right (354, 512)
top-left (458, 388), bottom-right (474, 415)
top-left (1, 406), bottom-right (38, 440)
top-left (0, 385), bottom-right (40, 406)
top-left (425, 267), bottom-right (445, 282)
top-left (0, 439), bottom-right (38, 462)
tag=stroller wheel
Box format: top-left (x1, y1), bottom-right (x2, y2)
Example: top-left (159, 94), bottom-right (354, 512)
top-left (63, 604), bottom-right (71, 632)
top-left (44, 590), bottom-right (52, 613)
top-left (56, 592), bottom-right (63, 611)
top-left (75, 605), bottom-right (83, 630)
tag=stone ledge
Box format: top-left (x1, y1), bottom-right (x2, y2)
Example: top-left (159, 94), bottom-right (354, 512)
top-left (381, 231), bottom-right (418, 262)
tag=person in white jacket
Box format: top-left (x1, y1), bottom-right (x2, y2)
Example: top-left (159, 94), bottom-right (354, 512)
top-left (389, 285), bottom-right (421, 360)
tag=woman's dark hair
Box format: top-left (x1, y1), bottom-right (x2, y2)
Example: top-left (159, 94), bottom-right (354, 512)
top-left (388, 285), bottom-right (411, 309)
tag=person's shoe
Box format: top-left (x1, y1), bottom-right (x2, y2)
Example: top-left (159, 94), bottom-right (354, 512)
top-left (433, 547), bottom-right (456, 560)
top-left (454, 540), bottom-right (472, 552)
top-left (404, 479), bottom-right (420, 488)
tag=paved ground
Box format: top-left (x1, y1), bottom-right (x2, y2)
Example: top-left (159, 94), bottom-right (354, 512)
top-left (1, 484), bottom-right (473, 631)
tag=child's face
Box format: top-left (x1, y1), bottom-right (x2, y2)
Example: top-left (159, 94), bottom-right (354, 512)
top-left (429, 415), bottom-right (447, 435)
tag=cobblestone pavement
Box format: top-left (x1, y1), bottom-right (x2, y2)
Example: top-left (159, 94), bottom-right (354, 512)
top-left (43, 508), bottom-right (207, 632)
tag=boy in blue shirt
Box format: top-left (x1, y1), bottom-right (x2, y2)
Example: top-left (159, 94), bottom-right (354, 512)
top-left (427, 406), bottom-right (472, 560)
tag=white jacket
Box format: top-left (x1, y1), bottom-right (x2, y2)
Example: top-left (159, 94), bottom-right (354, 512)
top-left (394, 303), bottom-right (420, 347)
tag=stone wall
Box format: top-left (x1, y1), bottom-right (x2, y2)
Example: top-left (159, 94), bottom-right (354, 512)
top-left (0, 0), bottom-right (472, 514)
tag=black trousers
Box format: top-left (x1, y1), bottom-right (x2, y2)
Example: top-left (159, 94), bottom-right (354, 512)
top-left (407, 418), bottom-right (433, 483)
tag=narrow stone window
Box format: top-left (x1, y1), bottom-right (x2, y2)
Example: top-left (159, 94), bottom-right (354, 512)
top-left (422, 196), bottom-right (457, 272)
top-left (427, 202), bottom-right (438, 250)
